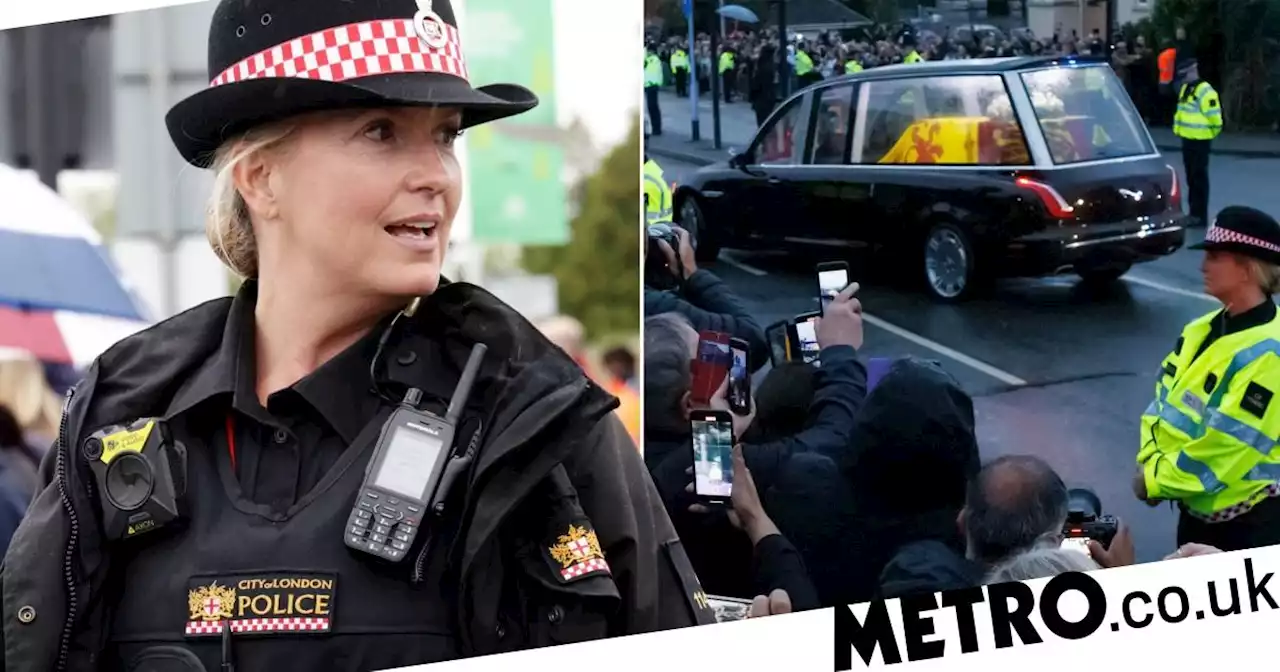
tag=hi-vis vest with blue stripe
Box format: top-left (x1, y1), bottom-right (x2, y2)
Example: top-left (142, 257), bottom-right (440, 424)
top-left (1139, 307), bottom-right (1280, 519)
top-left (644, 159), bottom-right (673, 225)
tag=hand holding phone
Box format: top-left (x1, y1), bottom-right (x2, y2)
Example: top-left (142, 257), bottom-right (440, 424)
top-left (787, 311), bottom-right (821, 365)
top-left (815, 282), bottom-right (864, 351)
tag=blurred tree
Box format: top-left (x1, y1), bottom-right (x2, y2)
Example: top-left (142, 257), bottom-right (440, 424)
top-left (522, 126), bottom-right (642, 341)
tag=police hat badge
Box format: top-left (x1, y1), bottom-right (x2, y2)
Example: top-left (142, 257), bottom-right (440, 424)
top-left (414, 0), bottom-right (449, 49)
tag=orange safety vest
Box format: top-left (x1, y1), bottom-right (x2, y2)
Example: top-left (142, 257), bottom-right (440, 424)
top-left (608, 378), bottom-right (642, 450)
top-left (1158, 48), bottom-right (1176, 84)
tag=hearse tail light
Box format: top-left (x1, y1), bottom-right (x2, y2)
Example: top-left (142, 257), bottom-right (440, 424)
top-left (1166, 164), bottom-right (1180, 209)
top-left (1015, 177), bottom-right (1076, 219)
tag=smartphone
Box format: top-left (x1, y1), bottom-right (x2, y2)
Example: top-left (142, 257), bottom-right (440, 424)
top-left (727, 338), bottom-right (752, 415)
top-left (788, 311), bottom-right (821, 365)
top-left (816, 261), bottom-right (850, 312)
top-left (691, 331), bottom-right (732, 405)
top-left (764, 319), bottom-right (790, 367)
top-left (1061, 537), bottom-right (1092, 556)
top-left (690, 410), bottom-right (735, 504)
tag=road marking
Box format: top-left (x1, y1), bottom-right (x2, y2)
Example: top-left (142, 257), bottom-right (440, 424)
top-left (859, 313), bottom-right (1029, 387)
top-left (719, 254), bottom-right (768, 277)
top-left (1123, 274), bottom-right (1217, 303)
top-left (713, 254), bottom-right (1026, 385)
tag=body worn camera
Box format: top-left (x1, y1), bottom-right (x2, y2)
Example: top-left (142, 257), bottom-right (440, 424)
top-left (1061, 488), bottom-right (1119, 549)
top-left (84, 418), bottom-right (188, 541)
top-left (345, 343), bottom-right (486, 562)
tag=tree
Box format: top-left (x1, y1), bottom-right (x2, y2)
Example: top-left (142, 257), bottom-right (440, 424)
top-left (521, 125), bottom-right (642, 342)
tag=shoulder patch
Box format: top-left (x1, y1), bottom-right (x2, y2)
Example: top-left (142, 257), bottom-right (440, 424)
top-left (545, 521), bottom-right (611, 583)
top-left (662, 539), bottom-right (718, 626)
top-left (1242, 382), bottom-right (1273, 419)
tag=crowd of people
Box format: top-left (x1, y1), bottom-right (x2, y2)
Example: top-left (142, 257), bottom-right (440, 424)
top-left (650, 22), bottom-right (1171, 129)
top-left (639, 217), bottom-right (1258, 612)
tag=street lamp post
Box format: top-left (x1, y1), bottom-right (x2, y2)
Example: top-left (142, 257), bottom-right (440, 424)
top-left (776, 0), bottom-right (789, 100)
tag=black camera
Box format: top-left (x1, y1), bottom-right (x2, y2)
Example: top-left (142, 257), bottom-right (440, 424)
top-left (1062, 488), bottom-right (1119, 548)
top-left (645, 223), bottom-right (685, 290)
top-left (84, 418), bottom-right (188, 541)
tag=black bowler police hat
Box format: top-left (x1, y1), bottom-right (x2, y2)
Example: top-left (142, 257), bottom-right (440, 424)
top-left (166, 0), bottom-right (538, 167)
top-left (1190, 206), bottom-right (1280, 266)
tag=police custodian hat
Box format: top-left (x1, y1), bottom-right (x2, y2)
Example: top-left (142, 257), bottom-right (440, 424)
top-left (1189, 206), bottom-right (1280, 266)
top-left (165, 0), bottom-right (538, 167)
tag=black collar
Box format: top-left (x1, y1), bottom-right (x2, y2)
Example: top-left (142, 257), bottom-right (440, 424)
top-left (167, 281), bottom-right (387, 444)
top-left (1219, 299), bottom-right (1276, 336)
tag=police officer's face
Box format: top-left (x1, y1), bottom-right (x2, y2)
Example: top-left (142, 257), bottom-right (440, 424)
top-left (1202, 250), bottom-right (1252, 300)
top-left (254, 106), bottom-right (463, 299)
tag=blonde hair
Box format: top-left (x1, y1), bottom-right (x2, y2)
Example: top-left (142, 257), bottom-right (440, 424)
top-left (537, 315), bottom-right (586, 355)
top-left (206, 123), bottom-right (298, 278)
top-left (0, 354), bottom-right (62, 440)
top-left (1246, 258), bottom-right (1280, 295)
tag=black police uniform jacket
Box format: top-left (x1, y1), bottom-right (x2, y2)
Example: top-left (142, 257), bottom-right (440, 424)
top-left (0, 280), bottom-right (714, 670)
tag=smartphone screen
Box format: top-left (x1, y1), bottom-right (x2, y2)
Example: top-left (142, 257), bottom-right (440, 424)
top-left (691, 412), bottom-right (734, 499)
top-left (727, 340), bottom-right (751, 415)
top-left (817, 263), bottom-right (850, 311)
top-left (794, 316), bottom-right (820, 364)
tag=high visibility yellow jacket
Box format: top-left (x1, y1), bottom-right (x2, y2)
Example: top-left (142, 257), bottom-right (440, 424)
top-left (1139, 306), bottom-right (1280, 520)
top-left (670, 48), bottom-right (689, 71)
top-left (719, 51), bottom-right (735, 74)
top-left (1174, 80), bottom-right (1224, 141)
top-left (845, 60), bottom-right (863, 74)
top-left (644, 52), bottom-right (664, 88)
top-left (904, 50), bottom-right (924, 64)
top-left (643, 159), bottom-right (673, 225)
top-left (795, 50), bottom-right (814, 76)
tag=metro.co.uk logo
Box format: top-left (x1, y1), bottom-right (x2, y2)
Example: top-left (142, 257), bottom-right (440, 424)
top-left (834, 556), bottom-right (1279, 669)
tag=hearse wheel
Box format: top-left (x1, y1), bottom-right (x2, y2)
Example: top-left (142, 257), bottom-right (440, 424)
top-left (679, 196), bottom-right (720, 263)
top-left (923, 222), bottom-right (978, 303)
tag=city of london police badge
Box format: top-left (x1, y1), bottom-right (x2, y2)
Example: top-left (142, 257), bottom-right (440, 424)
top-left (414, 0), bottom-right (448, 49)
top-left (548, 524), bottom-right (611, 582)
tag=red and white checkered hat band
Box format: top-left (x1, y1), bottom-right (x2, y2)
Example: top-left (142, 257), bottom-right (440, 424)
top-left (210, 19), bottom-right (468, 88)
top-left (1205, 224), bottom-right (1280, 253)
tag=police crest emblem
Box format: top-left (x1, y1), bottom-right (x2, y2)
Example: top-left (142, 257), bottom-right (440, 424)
top-left (413, 0), bottom-right (449, 49)
top-left (547, 523), bottom-right (611, 583)
top-left (188, 581), bottom-right (236, 622)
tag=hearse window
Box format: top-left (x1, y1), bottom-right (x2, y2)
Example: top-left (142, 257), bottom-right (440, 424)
top-left (1019, 66), bottom-right (1154, 165)
top-left (859, 75), bottom-right (1030, 166)
top-left (809, 84), bottom-right (855, 165)
top-left (858, 79), bottom-right (920, 164)
top-left (755, 97), bottom-right (804, 165)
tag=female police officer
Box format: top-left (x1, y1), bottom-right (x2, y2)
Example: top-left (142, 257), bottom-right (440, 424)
top-left (0, 2), bottom-right (715, 670)
top-left (1136, 205), bottom-right (1280, 552)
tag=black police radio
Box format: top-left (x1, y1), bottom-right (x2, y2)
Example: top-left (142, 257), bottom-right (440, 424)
top-left (84, 418), bottom-right (189, 541)
top-left (345, 342), bottom-right (487, 561)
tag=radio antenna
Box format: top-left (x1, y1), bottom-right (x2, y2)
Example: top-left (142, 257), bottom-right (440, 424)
top-left (446, 343), bottom-right (486, 425)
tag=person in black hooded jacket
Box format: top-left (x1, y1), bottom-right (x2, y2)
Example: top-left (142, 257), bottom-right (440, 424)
top-left (768, 357), bottom-right (985, 606)
top-left (848, 358), bottom-right (985, 602)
